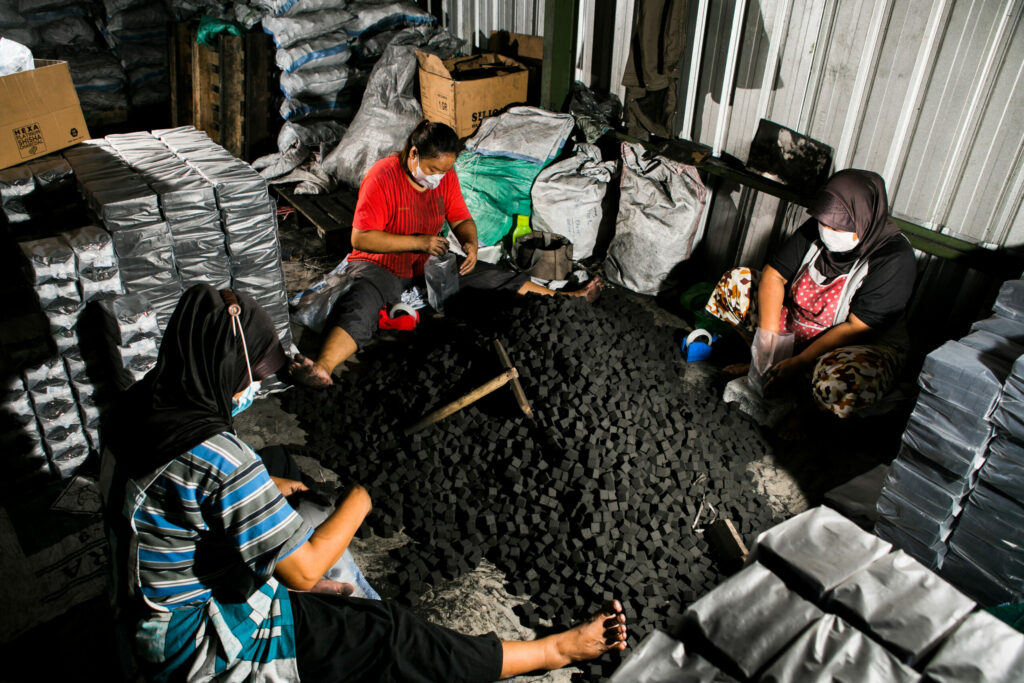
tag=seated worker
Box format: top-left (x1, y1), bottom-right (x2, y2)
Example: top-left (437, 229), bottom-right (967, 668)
top-left (291, 119), bottom-right (603, 387)
top-left (101, 284), bottom-right (627, 682)
top-left (704, 169), bottom-right (916, 438)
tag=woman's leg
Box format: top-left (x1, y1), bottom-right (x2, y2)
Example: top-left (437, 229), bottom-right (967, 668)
top-left (516, 278), bottom-right (603, 302)
top-left (811, 344), bottom-right (906, 418)
top-left (459, 259), bottom-right (604, 302)
top-left (292, 264), bottom-right (401, 387)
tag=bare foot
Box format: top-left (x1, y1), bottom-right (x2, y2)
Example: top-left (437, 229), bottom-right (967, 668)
top-left (289, 354), bottom-right (334, 388)
top-left (579, 275), bottom-right (604, 304)
top-left (723, 362), bottom-right (749, 376)
top-left (310, 579), bottom-right (354, 596)
top-left (552, 600), bottom-right (627, 667)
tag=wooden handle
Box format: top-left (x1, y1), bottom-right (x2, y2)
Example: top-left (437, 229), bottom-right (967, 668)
top-left (404, 369), bottom-right (517, 435)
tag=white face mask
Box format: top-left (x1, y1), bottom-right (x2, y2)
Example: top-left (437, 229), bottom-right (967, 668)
top-left (818, 223), bottom-right (859, 252)
top-left (412, 156), bottom-right (445, 189)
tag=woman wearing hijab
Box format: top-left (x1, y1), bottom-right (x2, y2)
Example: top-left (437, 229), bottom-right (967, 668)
top-left (102, 284), bottom-right (626, 682)
top-left (291, 119), bottom-right (603, 388)
top-left (705, 169), bottom-right (916, 434)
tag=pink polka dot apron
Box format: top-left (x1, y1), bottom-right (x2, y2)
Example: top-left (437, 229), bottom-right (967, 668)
top-left (778, 265), bottom-right (849, 344)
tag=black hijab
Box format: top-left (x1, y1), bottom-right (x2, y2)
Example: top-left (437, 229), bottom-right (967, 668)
top-left (807, 169), bottom-right (903, 281)
top-left (104, 284), bottom-right (286, 480)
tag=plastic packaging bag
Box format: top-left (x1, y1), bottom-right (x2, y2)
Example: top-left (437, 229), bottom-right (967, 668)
top-left (530, 143), bottom-right (616, 260)
top-left (605, 142), bottom-right (706, 295)
top-left (424, 252), bottom-right (459, 313)
top-left (748, 328), bottom-right (794, 396)
top-left (0, 36), bottom-right (33, 76)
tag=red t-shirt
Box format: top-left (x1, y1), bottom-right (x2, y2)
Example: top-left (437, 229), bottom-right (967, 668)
top-left (349, 155), bottom-right (472, 278)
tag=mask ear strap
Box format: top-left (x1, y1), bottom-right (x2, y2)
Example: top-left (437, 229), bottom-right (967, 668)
top-left (221, 290), bottom-right (255, 386)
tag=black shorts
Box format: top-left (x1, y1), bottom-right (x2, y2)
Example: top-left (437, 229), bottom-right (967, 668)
top-left (291, 592), bottom-right (503, 683)
top-left (329, 259), bottom-right (529, 349)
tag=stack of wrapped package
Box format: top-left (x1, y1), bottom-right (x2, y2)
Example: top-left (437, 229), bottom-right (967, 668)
top-left (97, 294), bottom-right (160, 390)
top-left (875, 274), bottom-right (1024, 605)
top-left (22, 356), bottom-right (90, 480)
top-left (64, 140), bottom-right (182, 330)
top-left (0, 155), bottom-right (76, 234)
top-left (0, 374), bottom-right (50, 486)
top-left (20, 237), bottom-right (83, 356)
top-left (610, 506), bottom-right (1024, 683)
top-left (155, 126), bottom-right (293, 352)
top-left (99, 0), bottom-right (169, 108)
top-left (262, 0), bottom-right (434, 123)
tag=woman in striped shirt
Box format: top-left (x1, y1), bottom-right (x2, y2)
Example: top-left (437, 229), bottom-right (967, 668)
top-left (291, 120), bottom-right (603, 388)
top-left (102, 284), bottom-right (625, 682)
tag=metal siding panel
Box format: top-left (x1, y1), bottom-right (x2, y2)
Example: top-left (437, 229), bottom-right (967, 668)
top-left (945, 7), bottom-right (1024, 245)
top-left (894, 0), bottom-right (1004, 225)
top-left (723, 0), bottom-right (777, 158)
top-left (770, 0), bottom-right (825, 129)
top-left (693, 0), bottom-right (731, 145)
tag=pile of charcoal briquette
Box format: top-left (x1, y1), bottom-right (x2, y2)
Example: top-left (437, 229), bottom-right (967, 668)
top-left (282, 287), bottom-right (780, 679)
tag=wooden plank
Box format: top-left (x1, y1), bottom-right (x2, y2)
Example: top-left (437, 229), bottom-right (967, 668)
top-left (219, 34), bottom-right (246, 158)
top-left (169, 22), bottom-right (193, 127)
top-left (244, 30), bottom-right (275, 162)
top-left (192, 39), bottom-right (219, 144)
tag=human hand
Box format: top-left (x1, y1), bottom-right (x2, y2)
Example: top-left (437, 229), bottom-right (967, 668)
top-left (271, 476), bottom-right (309, 498)
top-left (419, 235), bottom-right (449, 256)
top-left (459, 242), bottom-right (478, 274)
top-left (763, 356), bottom-right (807, 391)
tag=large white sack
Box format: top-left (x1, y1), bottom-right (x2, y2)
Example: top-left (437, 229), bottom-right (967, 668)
top-left (529, 143), bottom-right (615, 260)
top-left (605, 142), bottom-right (706, 295)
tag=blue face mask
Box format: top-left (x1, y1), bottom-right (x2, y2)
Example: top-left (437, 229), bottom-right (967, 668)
top-left (231, 381), bottom-right (261, 417)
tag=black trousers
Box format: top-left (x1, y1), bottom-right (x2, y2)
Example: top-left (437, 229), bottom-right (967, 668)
top-left (291, 592), bottom-right (503, 683)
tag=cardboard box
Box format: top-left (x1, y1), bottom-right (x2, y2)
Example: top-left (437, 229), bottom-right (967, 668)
top-left (416, 51), bottom-right (528, 139)
top-left (488, 31), bottom-right (543, 106)
top-left (0, 60), bottom-right (89, 171)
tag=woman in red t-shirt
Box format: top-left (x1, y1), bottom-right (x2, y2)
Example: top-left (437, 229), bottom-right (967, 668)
top-left (292, 120), bottom-right (602, 387)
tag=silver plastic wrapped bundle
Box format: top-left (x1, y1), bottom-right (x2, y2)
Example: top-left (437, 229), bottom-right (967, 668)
top-left (25, 154), bottom-right (73, 191)
top-left (979, 434), bottom-right (1024, 502)
top-left (917, 340), bottom-right (1013, 418)
top-left (882, 457), bottom-right (966, 521)
top-left (152, 177), bottom-right (218, 218)
top-left (110, 221), bottom-right (178, 282)
top-left (63, 225), bottom-right (124, 301)
top-left (759, 615), bottom-right (917, 682)
top-left (923, 610), bottom-right (1024, 683)
top-left (970, 314), bottom-right (1024, 343)
top-left (111, 336), bottom-right (158, 389)
top-left (20, 236), bottom-right (77, 284)
top-left (222, 203), bottom-right (279, 256)
top-left (680, 562), bottom-right (823, 679)
top-left (948, 484), bottom-right (1024, 586)
top-left (827, 551), bottom-right (975, 664)
top-left (0, 375), bottom-right (52, 483)
top-left (24, 358), bottom-right (89, 477)
top-left (750, 505), bottom-right (891, 600)
top-left (97, 293), bottom-right (159, 346)
top-left (939, 550), bottom-right (1022, 607)
top-left (992, 356), bottom-right (1024, 441)
top-left (959, 328), bottom-right (1024, 364)
top-left (63, 351), bottom-right (101, 436)
top-left (993, 279), bottom-right (1024, 323)
top-left (0, 165), bottom-right (35, 223)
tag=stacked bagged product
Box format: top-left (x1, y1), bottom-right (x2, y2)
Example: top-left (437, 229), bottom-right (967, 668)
top-left (63, 140), bottom-right (182, 330)
top-left (97, 293), bottom-right (159, 390)
top-left (99, 0), bottom-right (169, 107)
top-left (20, 237), bottom-right (82, 355)
top-left (0, 164), bottom-right (35, 225)
top-left (62, 225), bottom-right (124, 302)
top-left (263, 0), bottom-right (434, 123)
top-left (876, 273), bottom-right (1024, 604)
top-left (0, 374), bottom-right (51, 486)
top-left (0, 154), bottom-right (76, 231)
top-left (611, 506), bottom-right (1024, 683)
top-left (156, 126), bottom-right (293, 351)
top-left (105, 132), bottom-right (230, 291)
top-left (63, 349), bottom-right (102, 451)
top-left (22, 355), bottom-right (89, 479)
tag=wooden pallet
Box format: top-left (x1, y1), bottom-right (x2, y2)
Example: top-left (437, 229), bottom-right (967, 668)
top-left (169, 23), bottom-right (277, 161)
top-left (274, 185), bottom-right (358, 254)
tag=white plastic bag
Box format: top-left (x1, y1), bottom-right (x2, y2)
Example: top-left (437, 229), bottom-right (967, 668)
top-left (424, 252), bottom-right (459, 313)
top-left (0, 37), bottom-right (33, 76)
top-left (748, 327), bottom-right (795, 396)
top-left (530, 143), bottom-right (615, 260)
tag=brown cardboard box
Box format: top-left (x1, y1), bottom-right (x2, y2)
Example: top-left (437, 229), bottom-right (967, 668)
top-left (416, 51), bottom-right (528, 139)
top-left (488, 31), bottom-right (543, 106)
top-left (0, 60), bottom-right (89, 171)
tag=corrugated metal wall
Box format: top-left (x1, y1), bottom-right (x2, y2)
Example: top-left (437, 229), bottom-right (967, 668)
top-left (437, 0), bottom-right (1024, 346)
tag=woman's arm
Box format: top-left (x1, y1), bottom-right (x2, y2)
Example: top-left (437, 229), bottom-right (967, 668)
top-left (765, 313), bottom-right (874, 386)
top-left (274, 485), bottom-right (373, 591)
top-left (351, 228), bottom-right (448, 256)
top-left (451, 218), bottom-right (478, 274)
top-left (757, 265), bottom-right (788, 333)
